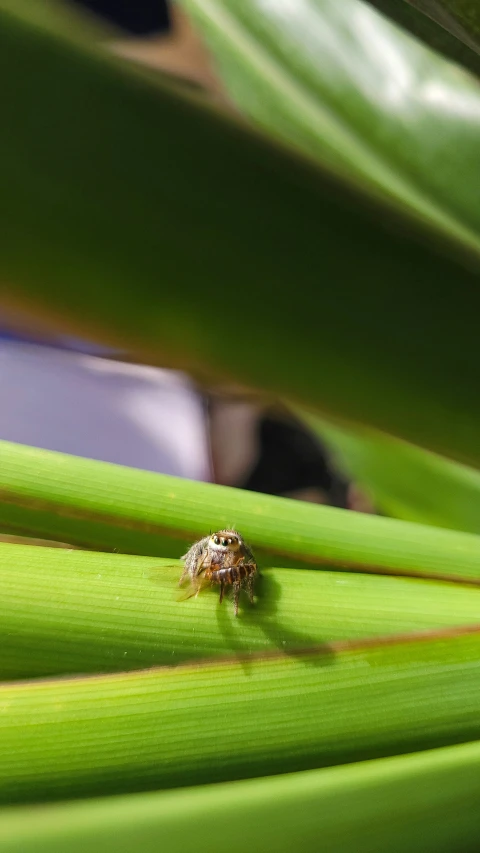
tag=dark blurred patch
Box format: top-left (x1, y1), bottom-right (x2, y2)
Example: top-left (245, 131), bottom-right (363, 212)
top-left (70, 0), bottom-right (170, 35)
top-left (240, 411), bottom-right (350, 508)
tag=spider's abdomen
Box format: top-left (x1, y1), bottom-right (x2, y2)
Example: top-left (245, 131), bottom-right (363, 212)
top-left (209, 562), bottom-right (256, 585)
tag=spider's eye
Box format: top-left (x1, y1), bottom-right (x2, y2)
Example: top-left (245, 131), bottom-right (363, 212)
top-left (214, 535), bottom-right (220, 545)
top-left (227, 538), bottom-right (232, 545)
top-left (221, 538), bottom-right (228, 546)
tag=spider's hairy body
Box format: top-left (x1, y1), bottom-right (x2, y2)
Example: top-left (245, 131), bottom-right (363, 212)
top-left (179, 529), bottom-right (257, 616)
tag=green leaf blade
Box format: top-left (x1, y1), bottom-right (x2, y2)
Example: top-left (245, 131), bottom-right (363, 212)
top-left (3, 543), bottom-right (480, 678)
top-left (181, 0), bottom-right (480, 251)
top-left (2, 739), bottom-right (480, 852)
top-left (304, 411), bottom-right (480, 533)
top-left (2, 5), bottom-right (480, 466)
top-left (2, 629), bottom-right (480, 802)
top-left (4, 442), bottom-right (480, 583)
top-left (364, 0), bottom-right (480, 77)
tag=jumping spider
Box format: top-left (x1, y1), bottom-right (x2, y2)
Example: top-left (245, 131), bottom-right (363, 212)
top-left (179, 529), bottom-right (257, 616)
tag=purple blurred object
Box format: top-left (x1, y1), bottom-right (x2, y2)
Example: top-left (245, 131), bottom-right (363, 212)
top-left (0, 337), bottom-right (211, 481)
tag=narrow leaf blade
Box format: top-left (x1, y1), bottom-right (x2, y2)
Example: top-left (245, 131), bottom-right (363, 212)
top-left (304, 411), bottom-right (480, 533)
top-left (3, 442), bottom-right (480, 583)
top-left (2, 739), bottom-right (480, 852)
top-left (3, 543), bottom-right (480, 678)
top-left (1, 629), bottom-right (480, 802)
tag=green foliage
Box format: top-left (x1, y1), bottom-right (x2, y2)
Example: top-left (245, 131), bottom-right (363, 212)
top-left (2, 740), bottom-right (480, 853)
top-left (182, 0), bottom-right (480, 248)
top-left (4, 440), bottom-right (480, 581)
top-left (2, 542), bottom-right (480, 679)
top-left (2, 2), bottom-right (480, 464)
top-left (366, 0), bottom-right (480, 76)
top-left (0, 0), bottom-right (480, 849)
top-left (1, 627), bottom-right (480, 804)
top-left (304, 412), bottom-right (480, 533)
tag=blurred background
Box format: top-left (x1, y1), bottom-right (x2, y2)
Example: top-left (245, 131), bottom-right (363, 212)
top-left (0, 0), bottom-right (373, 521)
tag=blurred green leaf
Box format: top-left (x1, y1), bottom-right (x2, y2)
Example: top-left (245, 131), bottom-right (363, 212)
top-left (2, 4), bottom-right (480, 466)
top-left (4, 441), bottom-right (480, 582)
top-left (404, 0), bottom-right (480, 52)
top-left (443, 0), bottom-right (480, 39)
top-left (3, 543), bottom-right (480, 678)
top-left (1, 628), bottom-right (480, 802)
top-left (2, 740), bottom-right (480, 852)
top-left (181, 0), bottom-right (480, 248)
top-left (303, 412), bottom-right (480, 533)
top-left (364, 0), bottom-right (480, 76)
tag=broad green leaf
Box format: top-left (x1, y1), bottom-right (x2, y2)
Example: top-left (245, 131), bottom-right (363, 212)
top-left (1, 628), bottom-right (480, 802)
top-left (3, 543), bottom-right (480, 678)
top-left (181, 0), bottom-right (480, 250)
top-left (303, 412), bottom-right (480, 533)
top-left (2, 5), bottom-right (480, 467)
top-left (4, 441), bottom-right (480, 582)
top-left (2, 740), bottom-right (480, 852)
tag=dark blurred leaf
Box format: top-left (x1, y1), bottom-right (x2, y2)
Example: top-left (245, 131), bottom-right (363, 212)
top-left (1, 3), bottom-right (480, 466)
